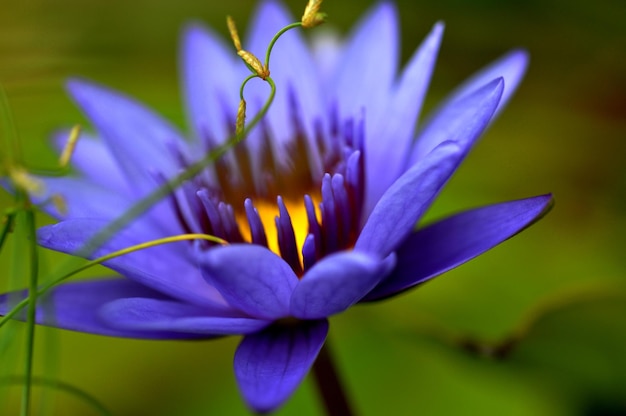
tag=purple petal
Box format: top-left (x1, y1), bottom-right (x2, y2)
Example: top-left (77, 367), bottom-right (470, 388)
top-left (197, 245), bottom-right (298, 320)
top-left (329, 2), bottom-right (398, 121)
top-left (100, 297), bottom-right (270, 335)
top-left (365, 22), bottom-right (444, 213)
top-left (290, 251), bottom-right (395, 319)
top-left (365, 194), bottom-right (554, 300)
top-left (234, 319), bottom-right (329, 413)
top-left (356, 142), bottom-right (462, 257)
top-left (51, 130), bottom-right (131, 196)
top-left (439, 49), bottom-right (529, 119)
top-left (37, 219), bottom-right (228, 308)
top-left (66, 79), bottom-right (185, 194)
top-left (32, 176), bottom-right (133, 221)
top-left (410, 77), bottom-right (505, 164)
top-left (180, 23), bottom-right (241, 145)
top-left (0, 278), bottom-right (199, 339)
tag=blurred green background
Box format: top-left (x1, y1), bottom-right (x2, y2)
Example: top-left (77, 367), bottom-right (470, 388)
top-left (1, 0), bottom-right (625, 414)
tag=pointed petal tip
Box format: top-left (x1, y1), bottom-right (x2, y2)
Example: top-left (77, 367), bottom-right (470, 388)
top-left (432, 20), bottom-right (445, 35)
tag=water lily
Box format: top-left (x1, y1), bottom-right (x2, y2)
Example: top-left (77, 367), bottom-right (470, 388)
top-left (0, 1), bottom-right (552, 412)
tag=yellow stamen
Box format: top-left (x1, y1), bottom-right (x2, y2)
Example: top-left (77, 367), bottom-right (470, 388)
top-left (238, 50), bottom-right (270, 79)
top-left (51, 194), bottom-right (68, 216)
top-left (9, 166), bottom-right (44, 196)
top-left (59, 125), bottom-right (81, 168)
top-left (236, 99), bottom-right (246, 137)
top-left (302, 0), bottom-right (326, 28)
top-left (226, 16), bottom-right (243, 51)
top-left (236, 196), bottom-right (320, 266)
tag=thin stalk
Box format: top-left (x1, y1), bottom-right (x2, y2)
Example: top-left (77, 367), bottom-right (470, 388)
top-left (18, 192), bottom-right (38, 416)
top-left (264, 22), bottom-right (302, 71)
top-left (0, 233), bottom-right (226, 329)
top-left (312, 342), bottom-right (355, 416)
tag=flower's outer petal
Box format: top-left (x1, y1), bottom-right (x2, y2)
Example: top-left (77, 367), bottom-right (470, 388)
top-left (290, 251), bottom-right (395, 319)
top-left (235, 319), bottom-right (329, 413)
top-left (51, 130), bottom-right (131, 196)
top-left (198, 245), bottom-right (298, 320)
top-left (180, 23), bottom-right (241, 146)
top-left (410, 77), bottom-right (505, 164)
top-left (329, 2), bottom-right (398, 123)
top-left (365, 22), bottom-right (444, 214)
top-left (244, 1), bottom-right (325, 169)
top-left (355, 142), bottom-right (462, 257)
top-left (66, 78), bottom-right (185, 194)
top-left (37, 219), bottom-right (229, 309)
top-left (365, 194), bottom-right (554, 301)
top-left (0, 278), bottom-right (201, 339)
top-left (100, 297), bottom-right (270, 335)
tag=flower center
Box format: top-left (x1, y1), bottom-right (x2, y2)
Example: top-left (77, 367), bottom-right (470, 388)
top-left (173, 109), bottom-right (366, 276)
top-left (235, 194), bottom-right (321, 266)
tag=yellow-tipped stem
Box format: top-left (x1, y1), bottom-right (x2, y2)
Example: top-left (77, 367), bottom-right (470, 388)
top-left (238, 50), bottom-right (270, 79)
top-left (302, 0), bottom-right (326, 28)
top-left (58, 125), bottom-right (81, 168)
top-left (51, 194), bottom-right (68, 216)
top-left (9, 167), bottom-right (44, 196)
top-left (236, 99), bottom-right (247, 137)
top-left (227, 15), bottom-right (243, 51)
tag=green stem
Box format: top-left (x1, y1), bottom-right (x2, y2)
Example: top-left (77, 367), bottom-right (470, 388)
top-left (264, 22), bottom-right (302, 71)
top-left (1, 376), bottom-right (111, 416)
top-left (0, 234), bottom-right (226, 329)
top-left (0, 210), bottom-right (16, 251)
top-left (312, 341), bottom-right (355, 416)
top-left (240, 74), bottom-right (259, 100)
top-left (17, 192), bottom-right (38, 416)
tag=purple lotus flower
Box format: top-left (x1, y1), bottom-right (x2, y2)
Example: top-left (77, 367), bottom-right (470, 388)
top-left (1, 1), bottom-right (552, 412)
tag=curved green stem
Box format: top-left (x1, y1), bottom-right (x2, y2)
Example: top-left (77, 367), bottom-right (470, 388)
top-left (16, 191), bottom-right (38, 416)
top-left (0, 210), bottom-right (16, 251)
top-left (0, 233), bottom-right (226, 329)
top-left (240, 74), bottom-right (259, 100)
top-left (1, 376), bottom-right (111, 416)
top-left (264, 22), bottom-right (302, 71)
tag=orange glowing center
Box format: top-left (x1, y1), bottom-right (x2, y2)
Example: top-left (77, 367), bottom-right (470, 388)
top-left (236, 195), bottom-right (321, 264)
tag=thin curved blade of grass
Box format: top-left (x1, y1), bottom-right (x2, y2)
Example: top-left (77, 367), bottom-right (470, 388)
top-left (0, 376), bottom-right (111, 416)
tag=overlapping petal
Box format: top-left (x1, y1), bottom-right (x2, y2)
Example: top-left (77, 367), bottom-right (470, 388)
top-left (437, 49), bottom-right (529, 119)
top-left (66, 79), bottom-right (186, 193)
top-left (234, 319), bottom-right (328, 413)
top-left (100, 297), bottom-right (269, 335)
top-left (198, 244), bottom-right (298, 320)
top-left (37, 219), bottom-right (227, 308)
top-left (32, 177), bottom-right (133, 221)
top-left (365, 194), bottom-right (554, 300)
top-left (0, 278), bottom-right (197, 339)
top-left (364, 22), bottom-right (444, 213)
top-left (410, 77), bottom-right (504, 163)
top-left (290, 251), bottom-right (393, 319)
top-left (356, 141), bottom-right (462, 257)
